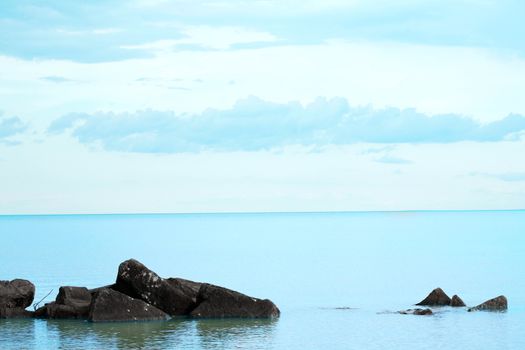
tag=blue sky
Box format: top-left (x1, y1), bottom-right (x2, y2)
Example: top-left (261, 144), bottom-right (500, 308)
top-left (1, 0), bottom-right (525, 214)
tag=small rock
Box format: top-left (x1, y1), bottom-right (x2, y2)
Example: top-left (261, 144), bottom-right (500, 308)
top-left (88, 288), bottom-right (170, 322)
top-left (190, 283), bottom-right (280, 319)
top-left (398, 308), bottom-right (433, 316)
top-left (468, 295), bottom-right (507, 312)
top-left (57, 286), bottom-right (92, 308)
top-left (0, 279), bottom-right (35, 309)
top-left (35, 286), bottom-right (93, 319)
top-left (416, 288), bottom-right (451, 306)
top-left (450, 294), bottom-right (466, 307)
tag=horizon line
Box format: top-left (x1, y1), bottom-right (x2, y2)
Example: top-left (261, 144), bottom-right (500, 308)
top-left (1, 208), bottom-right (524, 218)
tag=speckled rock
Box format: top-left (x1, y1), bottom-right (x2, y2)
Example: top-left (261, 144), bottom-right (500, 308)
top-left (468, 295), bottom-right (507, 312)
top-left (88, 288), bottom-right (169, 322)
top-left (115, 259), bottom-right (195, 316)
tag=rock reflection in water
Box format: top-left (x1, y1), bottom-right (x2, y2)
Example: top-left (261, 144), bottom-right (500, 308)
top-left (196, 318), bottom-right (278, 350)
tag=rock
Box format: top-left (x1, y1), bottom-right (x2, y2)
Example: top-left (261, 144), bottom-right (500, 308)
top-left (468, 295), bottom-right (507, 312)
top-left (416, 288), bottom-right (451, 306)
top-left (190, 283), bottom-right (280, 319)
top-left (88, 288), bottom-right (170, 322)
top-left (35, 302), bottom-right (89, 319)
top-left (0, 307), bottom-right (34, 318)
top-left (0, 279), bottom-right (35, 309)
top-left (450, 294), bottom-right (466, 307)
top-left (35, 286), bottom-right (93, 319)
top-left (398, 308), bottom-right (433, 316)
top-left (115, 259), bottom-right (195, 316)
top-left (57, 286), bottom-right (92, 308)
top-left (166, 278), bottom-right (202, 303)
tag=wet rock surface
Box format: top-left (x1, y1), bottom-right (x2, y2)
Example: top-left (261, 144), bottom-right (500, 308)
top-left (398, 308), bottom-right (433, 316)
top-left (468, 295), bottom-right (508, 312)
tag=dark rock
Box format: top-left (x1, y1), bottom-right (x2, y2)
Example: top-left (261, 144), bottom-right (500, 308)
top-left (36, 302), bottom-right (89, 319)
top-left (190, 283), bottom-right (280, 319)
top-left (450, 294), bottom-right (466, 307)
top-left (0, 307), bottom-right (34, 318)
top-left (35, 286), bottom-right (93, 319)
top-left (468, 295), bottom-right (507, 312)
top-left (115, 259), bottom-right (195, 316)
top-left (57, 286), bottom-right (92, 308)
top-left (0, 279), bottom-right (35, 309)
top-left (166, 278), bottom-right (202, 303)
top-left (398, 308), bottom-right (433, 316)
top-left (416, 288), bottom-right (451, 306)
top-left (88, 288), bottom-right (170, 322)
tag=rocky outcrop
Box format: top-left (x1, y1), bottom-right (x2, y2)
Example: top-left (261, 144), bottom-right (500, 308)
top-left (115, 259), bottom-right (196, 316)
top-left (450, 294), bottom-right (466, 307)
top-left (3, 258), bottom-right (280, 321)
top-left (468, 295), bottom-right (507, 312)
top-left (416, 288), bottom-right (451, 306)
top-left (0, 279), bottom-right (35, 309)
top-left (398, 308), bottom-right (433, 316)
top-left (190, 283), bottom-right (280, 319)
top-left (88, 288), bottom-right (170, 322)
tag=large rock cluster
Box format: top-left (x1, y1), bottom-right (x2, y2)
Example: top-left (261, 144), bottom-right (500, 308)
top-left (2, 259), bottom-right (280, 322)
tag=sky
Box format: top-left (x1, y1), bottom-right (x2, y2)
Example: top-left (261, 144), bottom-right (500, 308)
top-left (1, 0), bottom-right (525, 214)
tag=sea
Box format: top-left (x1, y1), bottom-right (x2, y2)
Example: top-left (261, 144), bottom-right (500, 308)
top-left (1, 210), bottom-right (524, 349)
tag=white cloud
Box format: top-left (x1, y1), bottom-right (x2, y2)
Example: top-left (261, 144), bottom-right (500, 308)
top-left (47, 96), bottom-right (525, 153)
top-left (122, 26), bottom-right (278, 52)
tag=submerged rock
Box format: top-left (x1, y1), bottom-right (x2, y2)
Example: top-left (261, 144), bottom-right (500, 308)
top-left (0, 279), bottom-right (35, 309)
top-left (398, 308), bottom-right (433, 316)
top-left (416, 288), bottom-right (451, 306)
top-left (450, 294), bottom-right (466, 307)
top-left (190, 283), bottom-right (280, 319)
top-left (115, 259), bottom-right (196, 316)
top-left (88, 288), bottom-right (170, 322)
top-left (468, 295), bottom-right (507, 312)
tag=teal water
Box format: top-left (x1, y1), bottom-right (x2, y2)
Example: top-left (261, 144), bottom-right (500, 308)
top-left (1, 211), bottom-right (524, 349)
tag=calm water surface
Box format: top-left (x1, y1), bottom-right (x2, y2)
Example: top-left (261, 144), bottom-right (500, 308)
top-left (1, 211), bottom-right (524, 349)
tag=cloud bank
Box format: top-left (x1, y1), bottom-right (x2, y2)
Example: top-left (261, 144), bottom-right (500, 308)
top-left (48, 96), bottom-right (525, 153)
